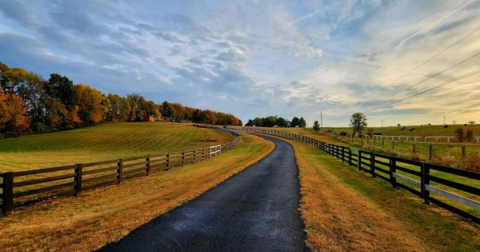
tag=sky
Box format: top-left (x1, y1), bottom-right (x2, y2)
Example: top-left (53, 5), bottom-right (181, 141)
top-left (1, 0), bottom-right (480, 127)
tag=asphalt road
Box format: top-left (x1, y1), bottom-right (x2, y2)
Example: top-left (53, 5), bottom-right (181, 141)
top-left (98, 135), bottom-right (309, 252)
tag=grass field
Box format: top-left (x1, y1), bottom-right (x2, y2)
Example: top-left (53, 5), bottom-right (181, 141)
top-left (0, 122), bottom-right (233, 172)
top-left (0, 133), bottom-right (274, 252)
top-left (266, 134), bottom-right (480, 252)
top-left (323, 124), bottom-right (480, 138)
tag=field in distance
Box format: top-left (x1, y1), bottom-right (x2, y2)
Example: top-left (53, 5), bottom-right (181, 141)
top-left (0, 122), bottom-right (233, 172)
top-left (322, 124), bottom-right (480, 137)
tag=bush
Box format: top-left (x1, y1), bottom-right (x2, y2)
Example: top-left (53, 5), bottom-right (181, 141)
top-left (466, 129), bottom-right (474, 142)
top-left (464, 151), bottom-right (480, 171)
top-left (455, 128), bottom-right (464, 143)
top-left (339, 131), bottom-right (348, 136)
top-left (366, 128), bottom-right (374, 138)
top-left (31, 122), bottom-right (47, 133)
top-left (433, 153), bottom-right (458, 167)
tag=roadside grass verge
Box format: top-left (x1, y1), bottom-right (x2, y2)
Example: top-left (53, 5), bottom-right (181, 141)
top-left (267, 135), bottom-right (480, 252)
top-left (0, 133), bottom-right (274, 252)
top-left (0, 122), bottom-right (232, 172)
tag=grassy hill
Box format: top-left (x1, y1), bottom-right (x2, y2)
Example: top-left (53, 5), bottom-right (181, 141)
top-left (0, 122), bottom-right (233, 171)
top-left (323, 124), bottom-right (480, 137)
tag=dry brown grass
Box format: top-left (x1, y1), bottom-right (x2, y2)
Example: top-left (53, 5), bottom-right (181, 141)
top-left (266, 134), bottom-right (480, 252)
top-left (0, 133), bottom-right (274, 252)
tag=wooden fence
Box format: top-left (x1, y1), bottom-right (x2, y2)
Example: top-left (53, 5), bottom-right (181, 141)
top-left (239, 128), bottom-right (480, 224)
top-left (0, 127), bottom-right (240, 215)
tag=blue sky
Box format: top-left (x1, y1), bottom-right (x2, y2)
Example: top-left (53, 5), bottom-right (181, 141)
top-left (1, 0), bottom-right (480, 127)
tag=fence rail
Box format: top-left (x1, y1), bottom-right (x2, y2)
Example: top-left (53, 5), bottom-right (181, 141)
top-left (1, 127), bottom-right (240, 215)
top-left (238, 127), bottom-right (480, 224)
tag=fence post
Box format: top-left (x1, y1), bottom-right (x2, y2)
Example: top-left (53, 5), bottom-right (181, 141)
top-left (370, 153), bottom-right (375, 177)
top-left (348, 148), bottom-right (352, 166)
top-left (429, 145), bottom-right (433, 160)
top-left (193, 150), bottom-right (196, 163)
top-left (202, 148), bottom-right (205, 161)
top-left (181, 152), bottom-right (185, 166)
top-left (358, 150), bottom-right (362, 171)
top-left (392, 141), bottom-right (395, 150)
top-left (420, 161), bottom-right (425, 195)
top-left (165, 153), bottom-right (170, 170)
top-left (74, 164), bottom-right (83, 196)
top-left (2, 172), bottom-right (14, 215)
top-left (342, 147), bottom-right (345, 162)
top-left (117, 159), bottom-right (123, 184)
top-left (390, 159), bottom-right (397, 188)
top-left (146, 155), bottom-right (150, 176)
top-left (424, 163), bottom-right (430, 204)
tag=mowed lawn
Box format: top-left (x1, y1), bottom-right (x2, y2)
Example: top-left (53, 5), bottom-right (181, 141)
top-left (0, 133), bottom-right (274, 252)
top-left (0, 122), bottom-right (233, 172)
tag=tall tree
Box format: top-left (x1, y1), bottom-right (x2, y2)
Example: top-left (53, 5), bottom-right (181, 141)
top-left (74, 84), bottom-right (104, 125)
top-left (0, 91), bottom-right (30, 132)
top-left (313, 120), bottom-right (320, 132)
top-left (46, 73), bottom-right (78, 111)
top-left (292, 116), bottom-right (300, 127)
top-left (350, 112), bottom-right (367, 137)
top-left (299, 117), bottom-right (306, 128)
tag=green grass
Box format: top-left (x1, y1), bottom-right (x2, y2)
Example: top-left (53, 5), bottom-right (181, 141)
top-left (0, 122), bottom-right (233, 172)
top-left (324, 124), bottom-right (480, 138)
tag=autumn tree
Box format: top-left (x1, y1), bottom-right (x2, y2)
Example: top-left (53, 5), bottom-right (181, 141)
top-left (0, 91), bottom-right (30, 133)
top-left (74, 84), bottom-right (104, 125)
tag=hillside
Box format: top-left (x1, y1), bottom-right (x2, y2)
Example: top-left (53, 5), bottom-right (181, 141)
top-left (0, 122), bottom-right (233, 171)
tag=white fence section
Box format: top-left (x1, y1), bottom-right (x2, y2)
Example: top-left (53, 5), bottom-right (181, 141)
top-left (209, 145), bottom-right (221, 158)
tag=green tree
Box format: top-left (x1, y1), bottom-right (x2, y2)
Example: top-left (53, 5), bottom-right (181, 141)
top-left (292, 116), bottom-right (300, 127)
top-left (350, 112), bottom-right (367, 136)
top-left (313, 120), bottom-right (320, 132)
top-left (299, 117), bottom-right (306, 128)
top-left (253, 117), bottom-right (263, 127)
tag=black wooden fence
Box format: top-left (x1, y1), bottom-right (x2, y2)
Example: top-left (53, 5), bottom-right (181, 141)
top-left (239, 128), bottom-right (480, 224)
top-left (0, 127), bottom-right (240, 215)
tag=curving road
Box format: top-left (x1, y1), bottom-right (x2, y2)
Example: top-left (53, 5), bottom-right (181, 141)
top-left (98, 135), bottom-right (309, 252)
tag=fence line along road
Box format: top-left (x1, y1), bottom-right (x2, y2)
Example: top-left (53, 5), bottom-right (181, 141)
top-left (0, 127), bottom-right (240, 215)
top-left (237, 127), bottom-right (480, 224)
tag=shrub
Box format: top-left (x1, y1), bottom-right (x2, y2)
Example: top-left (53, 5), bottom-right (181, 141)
top-left (31, 122), bottom-right (47, 133)
top-left (466, 129), bottom-right (474, 142)
top-left (339, 131), bottom-right (348, 136)
top-left (455, 128), bottom-right (464, 143)
top-left (432, 152), bottom-right (458, 168)
top-left (463, 151), bottom-right (480, 171)
top-left (366, 128), bottom-right (374, 138)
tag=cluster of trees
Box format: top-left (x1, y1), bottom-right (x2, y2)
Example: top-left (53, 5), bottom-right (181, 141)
top-left (0, 61), bottom-right (241, 138)
top-left (244, 116), bottom-right (306, 128)
top-left (455, 128), bottom-right (475, 143)
top-left (161, 101), bottom-right (241, 126)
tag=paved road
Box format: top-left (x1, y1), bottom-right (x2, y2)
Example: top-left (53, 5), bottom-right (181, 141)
top-left (98, 135), bottom-right (308, 252)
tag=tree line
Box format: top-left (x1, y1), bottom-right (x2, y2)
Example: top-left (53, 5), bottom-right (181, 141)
top-left (244, 116), bottom-right (307, 128)
top-left (0, 61), bottom-right (241, 138)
